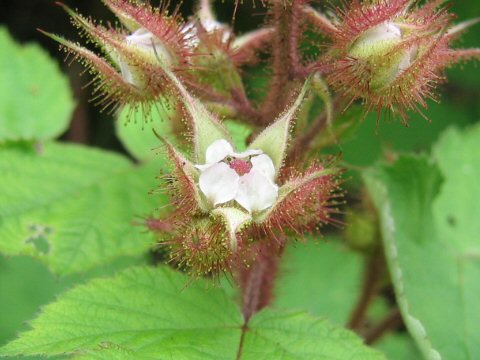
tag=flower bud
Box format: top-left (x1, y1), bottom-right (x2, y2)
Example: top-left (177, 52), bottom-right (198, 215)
top-left (320, 0), bottom-right (480, 121)
top-left (347, 22), bottom-right (416, 91)
top-left (45, 1), bottom-right (195, 110)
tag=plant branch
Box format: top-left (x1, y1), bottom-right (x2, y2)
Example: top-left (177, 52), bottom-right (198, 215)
top-left (347, 247), bottom-right (385, 330)
top-left (239, 242), bottom-right (285, 322)
top-left (364, 308), bottom-right (403, 345)
top-left (231, 27), bottom-right (275, 66)
top-left (287, 96), bottom-right (345, 163)
top-left (260, 0), bottom-right (302, 124)
top-left (182, 77), bottom-right (261, 125)
top-left (301, 5), bottom-right (337, 37)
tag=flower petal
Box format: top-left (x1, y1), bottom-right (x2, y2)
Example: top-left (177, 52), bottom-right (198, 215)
top-left (205, 139), bottom-right (234, 164)
top-left (235, 171), bottom-right (278, 213)
top-left (251, 154), bottom-right (276, 181)
top-left (231, 148), bottom-right (263, 158)
top-left (199, 162), bottom-right (239, 206)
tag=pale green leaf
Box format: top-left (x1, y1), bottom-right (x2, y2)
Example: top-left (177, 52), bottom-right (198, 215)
top-left (274, 238), bottom-right (363, 325)
top-left (248, 79), bottom-right (310, 172)
top-left (0, 28), bottom-right (74, 143)
top-left (0, 142), bottom-right (165, 275)
top-left (363, 125), bottom-right (480, 360)
top-left (0, 266), bottom-right (384, 359)
top-left (241, 309), bottom-right (383, 360)
top-left (375, 333), bottom-right (422, 360)
top-left (0, 255), bottom-right (146, 353)
top-left (115, 102), bottom-right (176, 162)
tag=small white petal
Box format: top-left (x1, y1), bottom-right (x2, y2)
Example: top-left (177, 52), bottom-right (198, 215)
top-left (205, 139), bottom-right (234, 164)
top-left (199, 162), bottom-right (239, 206)
top-left (251, 154), bottom-right (276, 181)
top-left (235, 171), bottom-right (278, 213)
top-left (359, 22), bottom-right (402, 44)
top-left (231, 148), bottom-right (263, 158)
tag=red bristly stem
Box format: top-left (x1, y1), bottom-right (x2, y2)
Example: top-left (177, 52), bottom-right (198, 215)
top-left (235, 242), bottom-right (285, 358)
top-left (183, 77), bottom-right (261, 125)
top-left (239, 243), bottom-right (284, 321)
top-left (260, 0), bottom-right (303, 124)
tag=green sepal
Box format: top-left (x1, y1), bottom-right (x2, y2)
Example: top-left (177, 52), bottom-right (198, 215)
top-left (161, 68), bottom-right (232, 164)
top-left (211, 207), bottom-right (251, 251)
top-left (248, 78), bottom-right (311, 172)
top-left (102, 0), bottom-right (141, 32)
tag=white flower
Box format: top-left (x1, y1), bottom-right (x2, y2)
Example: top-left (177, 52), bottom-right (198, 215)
top-left (195, 139), bottom-right (279, 213)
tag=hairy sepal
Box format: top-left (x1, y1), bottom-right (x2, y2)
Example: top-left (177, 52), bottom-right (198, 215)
top-left (158, 135), bottom-right (207, 215)
top-left (41, 31), bottom-right (146, 111)
top-left (161, 67), bottom-right (231, 164)
top-left (256, 165), bottom-right (339, 236)
top-left (211, 207), bottom-right (252, 251)
top-left (102, 0), bottom-right (193, 57)
top-left (248, 78), bottom-right (311, 173)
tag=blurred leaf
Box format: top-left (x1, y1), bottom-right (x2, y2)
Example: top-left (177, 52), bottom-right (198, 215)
top-left (0, 254), bottom-right (148, 358)
top-left (116, 103), bottom-right (175, 162)
top-left (224, 120), bottom-right (252, 151)
top-left (375, 333), bottom-right (422, 360)
top-left (0, 28), bottom-right (74, 143)
top-left (274, 238), bottom-right (363, 325)
top-left (0, 256), bottom-right (73, 349)
top-left (0, 142), bottom-right (165, 275)
top-left (341, 100), bottom-right (475, 167)
top-left (363, 124), bottom-right (480, 360)
top-left (0, 266), bottom-right (384, 359)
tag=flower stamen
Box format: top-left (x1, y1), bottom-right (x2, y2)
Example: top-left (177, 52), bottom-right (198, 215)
top-left (229, 159), bottom-right (252, 176)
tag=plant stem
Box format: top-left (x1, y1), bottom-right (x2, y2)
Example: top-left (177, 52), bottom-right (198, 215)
top-left (287, 96), bottom-right (345, 163)
top-left (364, 308), bottom-right (403, 345)
top-left (260, 0), bottom-right (301, 124)
top-left (239, 244), bottom-right (284, 321)
top-left (347, 247), bottom-right (384, 330)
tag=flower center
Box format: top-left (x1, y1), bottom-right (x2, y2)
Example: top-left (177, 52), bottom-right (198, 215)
top-left (229, 159), bottom-right (252, 176)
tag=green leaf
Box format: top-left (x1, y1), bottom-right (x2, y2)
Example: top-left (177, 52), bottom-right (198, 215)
top-left (274, 238), bottom-right (363, 325)
top-left (224, 120), bottom-right (252, 152)
top-left (115, 100), bottom-right (183, 162)
top-left (0, 28), bottom-right (74, 143)
top-left (363, 125), bottom-right (480, 360)
top-left (0, 256), bottom-right (73, 349)
top-left (375, 333), bottom-right (422, 360)
top-left (0, 254), bottom-right (145, 353)
top-left (0, 142), bottom-right (165, 275)
top-left (248, 79), bottom-right (310, 172)
top-left (0, 266), bottom-right (384, 359)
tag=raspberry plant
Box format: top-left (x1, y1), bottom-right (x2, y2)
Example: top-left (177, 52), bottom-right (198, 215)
top-left (0, 1), bottom-right (479, 359)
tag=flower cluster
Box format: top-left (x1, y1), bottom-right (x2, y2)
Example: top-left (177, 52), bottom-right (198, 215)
top-left (43, 0), bottom-right (265, 115)
top-left (44, 0), bottom-right (479, 278)
top-left (149, 79), bottom-right (340, 276)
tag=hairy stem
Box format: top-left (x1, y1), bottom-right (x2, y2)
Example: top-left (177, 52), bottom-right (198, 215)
top-left (239, 244), bottom-right (284, 321)
top-left (260, 0), bottom-right (302, 124)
